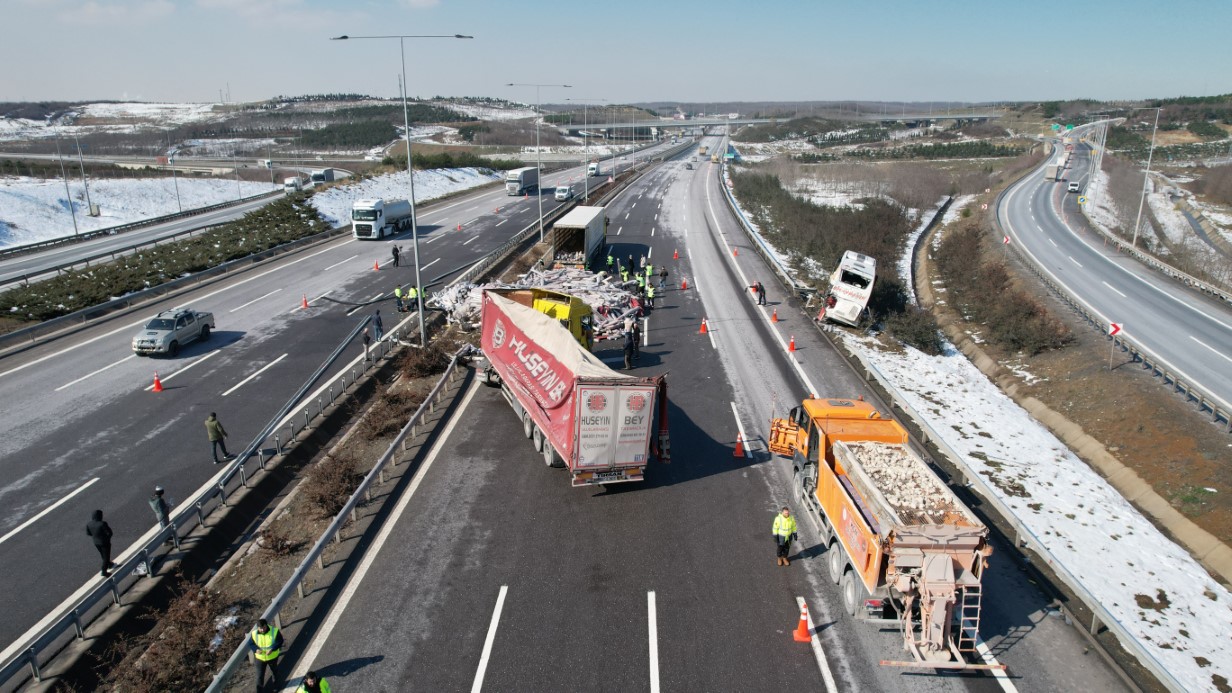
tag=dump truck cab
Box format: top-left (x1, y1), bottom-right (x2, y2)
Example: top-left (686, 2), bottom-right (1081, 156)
top-left (487, 287), bottom-right (594, 351)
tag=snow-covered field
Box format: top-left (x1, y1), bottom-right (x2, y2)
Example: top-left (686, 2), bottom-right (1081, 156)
top-left (444, 102), bottom-right (536, 121)
top-left (730, 177), bottom-right (1232, 691)
top-left (77, 102), bottom-right (219, 125)
top-left (731, 137), bottom-right (815, 163)
top-left (0, 176), bottom-right (275, 248)
top-left (308, 167), bottom-right (501, 227)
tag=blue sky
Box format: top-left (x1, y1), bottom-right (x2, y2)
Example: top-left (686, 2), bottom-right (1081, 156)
top-left (6, 0), bottom-right (1231, 105)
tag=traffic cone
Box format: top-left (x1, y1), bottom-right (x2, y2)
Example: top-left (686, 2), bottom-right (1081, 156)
top-left (373, 261), bottom-right (380, 271)
top-left (457, 223), bottom-right (462, 231)
top-left (733, 432), bottom-right (744, 458)
top-left (788, 336), bottom-right (796, 352)
top-left (301, 294), bottom-right (309, 310)
top-left (771, 308), bottom-right (778, 323)
top-left (681, 278), bottom-right (688, 290)
top-left (793, 604), bottom-right (811, 642)
top-left (699, 318), bottom-right (708, 335)
top-left (673, 248), bottom-right (679, 260)
top-left (151, 372), bottom-right (163, 393)
top-left (733, 248), bottom-right (739, 257)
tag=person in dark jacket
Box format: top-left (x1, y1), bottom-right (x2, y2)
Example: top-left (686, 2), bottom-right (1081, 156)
top-left (86, 510), bottom-right (114, 577)
top-left (248, 618), bottom-right (285, 691)
top-left (149, 487), bottom-right (170, 529)
top-left (391, 244), bottom-right (400, 267)
top-left (205, 412), bottom-right (233, 464)
top-left (623, 330), bottom-right (635, 370)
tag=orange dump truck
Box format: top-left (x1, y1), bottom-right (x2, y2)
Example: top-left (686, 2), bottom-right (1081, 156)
top-left (769, 398), bottom-right (994, 668)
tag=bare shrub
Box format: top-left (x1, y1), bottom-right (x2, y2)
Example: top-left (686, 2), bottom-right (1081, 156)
top-left (885, 305), bottom-right (944, 355)
top-left (1189, 163), bottom-right (1232, 207)
top-left (255, 528), bottom-right (300, 557)
top-left (302, 451), bottom-right (363, 518)
top-left (356, 388), bottom-right (415, 442)
top-left (401, 340), bottom-right (454, 379)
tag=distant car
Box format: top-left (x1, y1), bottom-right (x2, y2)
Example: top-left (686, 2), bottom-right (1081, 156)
top-left (1067, 182), bottom-right (1081, 193)
top-left (554, 185), bottom-right (574, 201)
top-left (132, 307), bottom-right (214, 356)
top-left (685, 162), bottom-right (693, 170)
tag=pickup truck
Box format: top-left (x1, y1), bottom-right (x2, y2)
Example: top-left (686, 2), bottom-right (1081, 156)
top-left (132, 307), bottom-right (215, 356)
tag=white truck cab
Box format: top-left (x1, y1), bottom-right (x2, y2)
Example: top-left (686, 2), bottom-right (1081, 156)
top-left (1067, 182), bottom-right (1081, 193)
top-left (555, 185), bottom-right (574, 201)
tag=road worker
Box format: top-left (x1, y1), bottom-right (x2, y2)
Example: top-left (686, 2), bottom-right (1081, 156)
top-left (394, 285), bottom-right (404, 312)
top-left (606, 252), bottom-right (614, 271)
top-left (249, 618), bottom-right (284, 691)
top-left (772, 506), bottom-right (798, 566)
top-left (296, 670), bottom-right (331, 693)
top-left (646, 284), bottom-right (656, 310)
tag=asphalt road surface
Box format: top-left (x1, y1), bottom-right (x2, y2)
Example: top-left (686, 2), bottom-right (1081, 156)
top-left (999, 130), bottom-right (1232, 413)
top-left (0, 143), bottom-right (674, 650)
top-left (276, 138), bottom-right (1129, 692)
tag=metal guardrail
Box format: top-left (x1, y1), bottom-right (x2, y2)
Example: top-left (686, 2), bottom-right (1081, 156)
top-left (0, 314), bottom-right (411, 689)
top-left (998, 159), bottom-right (1231, 431)
top-left (719, 164), bottom-right (1187, 692)
top-left (0, 189), bottom-right (281, 261)
top-left (715, 161), bottom-right (813, 299)
top-left (204, 345), bottom-right (473, 692)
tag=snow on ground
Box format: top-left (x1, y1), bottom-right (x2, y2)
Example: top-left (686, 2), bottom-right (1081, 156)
top-left (790, 178), bottom-right (894, 210)
top-left (308, 167), bottom-right (501, 227)
top-left (730, 179), bottom-right (1232, 690)
top-left (179, 138), bottom-right (277, 157)
top-left (0, 176), bottom-right (275, 248)
top-left (898, 196), bottom-right (954, 302)
top-left (444, 102), bottom-right (536, 121)
top-left (842, 332), bottom-right (1232, 693)
top-left (77, 102), bottom-right (219, 125)
top-left (731, 138), bottom-right (815, 163)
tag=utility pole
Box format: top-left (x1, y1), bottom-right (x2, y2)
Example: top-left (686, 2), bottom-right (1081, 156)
top-left (55, 135), bottom-right (80, 237)
top-left (72, 133), bottom-right (94, 216)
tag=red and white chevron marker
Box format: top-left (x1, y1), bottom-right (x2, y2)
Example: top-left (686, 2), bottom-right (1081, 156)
top-left (1002, 235), bottom-right (1010, 245)
top-left (1109, 322), bottom-right (1122, 336)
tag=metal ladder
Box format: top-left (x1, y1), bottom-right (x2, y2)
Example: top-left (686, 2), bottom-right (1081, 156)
top-left (957, 584), bottom-right (983, 654)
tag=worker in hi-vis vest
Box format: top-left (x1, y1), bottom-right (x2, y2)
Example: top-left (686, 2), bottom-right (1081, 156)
top-left (772, 506), bottom-right (798, 566)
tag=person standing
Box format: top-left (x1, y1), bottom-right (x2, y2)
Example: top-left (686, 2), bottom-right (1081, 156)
top-left (296, 671), bottom-right (331, 693)
top-left (623, 329), bottom-right (635, 371)
top-left (772, 506), bottom-right (798, 566)
top-left (86, 509), bottom-right (114, 577)
top-left (606, 252), bottom-right (614, 272)
top-left (391, 244), bottom-right (400, 267)
top-left (639, 253), bottom-right (646, 270)
top-left (620, 265), bottom-right (629, 283)
top-left (394, 285), bottom-right (404, 313)
top-left (407, 285), bottom-right (419, 313)
top-left (362, 328), bottom-right (372, 361)
top-left (206, 412), bottom-right (234, 464)
top-left (755, 280), bottom-right (767, 306)
top-left (372, 311), bottom-right (384, 341)
top-left (149, 487), bottom-right (170, 529)
top-left (646, 284), bottom-right (656, 310)
top-left (248, 618), bottom-right (284, 692)
top-left (658, 266), bottom-right (669, 290)
top-left (631, 319), bottom-right (641, 362)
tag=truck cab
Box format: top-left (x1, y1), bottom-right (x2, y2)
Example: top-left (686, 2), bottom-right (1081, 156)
top-left (587, 161), bottom-right (600, 176)
top-left (555, 185), bottom-right (574, 201)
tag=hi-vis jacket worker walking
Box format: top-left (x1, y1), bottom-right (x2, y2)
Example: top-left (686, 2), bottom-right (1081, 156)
top-left (772, 506), bottom-right (798, 566)
top-left (249, 618), bottom-right (284, 691)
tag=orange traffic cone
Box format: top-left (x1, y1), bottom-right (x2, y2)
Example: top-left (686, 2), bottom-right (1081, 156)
top-left (733, 432), bottom-right (744, 458)
top-left (301, 294), bottom-right (309, 310)
top-left (457, 223), bottom-right (462, 231)
top-left (681, 278), bottom-right (688, 290)
top-left (699, 318), bottom-right (708, 335)
top-left (788, 335), bottom-right (796, 352)
top-left (793, 604), bottom-right (811, 642)
top-left (373, 261), bottom-right (380, 271)
top-left (152, 372), bottom-right (163, 393)
top-left (771, 308), bottom-right (778, 323)
top-left (733, 248), bottom-right (739, 257)
top-left (673, 248), bottom-right (679, 260)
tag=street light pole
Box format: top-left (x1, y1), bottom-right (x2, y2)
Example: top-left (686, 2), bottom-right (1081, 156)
top-left (507, 83), bottom-right (571, 242)
top-left (1131, 107), bottom-right (1161, 249)
top-left (72, 134), bottom-right (93, 216)
top-left (333, 33), bottom-right (473, 348)
top-left (54, 135), bottom-right (79, 238)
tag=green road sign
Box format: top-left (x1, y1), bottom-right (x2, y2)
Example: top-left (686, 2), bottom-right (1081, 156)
top-left (1051, 124), bottom-right (1061, 131)
top-left (1066, 124), bottom-right (1074, 130)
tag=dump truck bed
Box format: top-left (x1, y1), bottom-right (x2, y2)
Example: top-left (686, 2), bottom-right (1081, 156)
top-left (833, 441), bottom-right (980, 527)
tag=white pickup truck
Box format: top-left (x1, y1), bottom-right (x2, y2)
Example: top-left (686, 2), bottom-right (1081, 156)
top-left (132, 307), bottom-right (215, 356)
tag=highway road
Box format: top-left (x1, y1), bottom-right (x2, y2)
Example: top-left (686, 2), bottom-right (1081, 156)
top-left (274, 137), bottom-right (1127, 692)
top-left (0, 143), bottom-right (673, 650)
top-left (999, 130), bottom-right (1232, 415)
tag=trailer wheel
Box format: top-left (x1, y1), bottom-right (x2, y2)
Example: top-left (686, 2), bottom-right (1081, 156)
top-left (841, 571), bottom-right (863, 616)
top-left (523, 412), bottom-right (534, 439)
top-left (543, 444), bottom-right (564, 468)
top-left (532, 424), bottom-right (545, 452)
top-left (827, 542), bottom-right (845, 585)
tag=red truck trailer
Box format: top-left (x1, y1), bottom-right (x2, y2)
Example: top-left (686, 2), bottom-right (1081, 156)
top-left (480, 291), bottom-right (668, 486)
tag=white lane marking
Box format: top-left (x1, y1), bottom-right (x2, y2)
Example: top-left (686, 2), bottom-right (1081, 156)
top-left (1048, 237), bottom-right (1057, 247)
top-left (730, 401), bottom-right (749, 454)
top-left (625, 212), bottom-right (630, 220)
top-left (495, 219), bottom-right (508, 227)
top-left (421, 258), bottom-right (440, 270)
top-left (424, 234), bottom-right (444, 244)
top-left (463, 235), bottom-right (479, 246)
top-left (1068, 256), bottom-right (1083, 268)
top-left (229, 288), bottom-right (282, 313)
top-left (0, 478), bottom-right (101, 546)
top-left (1102, 281), bottom-right (1127, 298)
top-left (647, 247), bottom-right (653, 260)
top-left (617, 226), bottom-right (622, 236)
top-left (1191, 336), bottom-right (1232, 364)
top-left (346, 293), bottom-right (383, 316)
top-left (642, 317), bottom-right (649, 347)
top-left (290, 381), bottom-right (481, 685)
top-left (651, 227), bottom-right (655, 237)
top-left (975, 637), bottom-right (1017, 692)
top-left (706, 317), bottom-right (717, 350)
top-left (323, 254), bottom-right (357, 271)
top-left (471, 585), bottom-right (509, 693)
top-left (144, 350), bottom-right (220, 390)
top-left (654, 213), bottom-right (658, 221)
top-left (55, 354), bottom-right (136, 391)
top-left (648, 591), bottom-right (661, 693)
top-left (221, 353), bottom-right (287, 396)
top-left (796, 597), bottom-right (839, 693)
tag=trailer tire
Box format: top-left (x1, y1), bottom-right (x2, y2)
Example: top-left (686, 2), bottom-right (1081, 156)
top-left (841, 570), bottom-right (862, 616)
top-left (827, 542), bottom-right (845, 585)
top-left (543, 443), bottom-right (564, 468)
top-left (532, 424), bottom-right (545, 452)
top-left (523, 411), bottom-right (534, 439)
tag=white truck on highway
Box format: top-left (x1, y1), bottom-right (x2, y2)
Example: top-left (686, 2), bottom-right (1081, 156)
top-left (132, 307), bottom-right (215, 357)
top-left (311, 168), bottom-right (337, 185)
top-left (587, 161), bottom-right (601, 176)
top-left (1044, 164), bottom-right (1060, 182)
top-left (505, 167), bottom-right (539, 196)
top-left (283, 177), bottom-right (304, 194)
top-left (352, 198), bottom-right (413, 239)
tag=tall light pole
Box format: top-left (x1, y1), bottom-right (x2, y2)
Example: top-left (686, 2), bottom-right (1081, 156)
top-left (508, 83), bottom-right (571, 242)
top-left (1131, 107), bottom-right (1161, 249)
top-left (54, 135), bottom-right (79, 238)
top-left (72, 134), bottom-right (94, 216)
top-left (568, 97), bottom-right (605, 201)
top-left (332, 33), bottom-right (474, 348)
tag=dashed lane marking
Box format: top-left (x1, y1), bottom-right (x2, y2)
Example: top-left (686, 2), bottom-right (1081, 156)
top-left (471, 585), bottom-right (509, 693)
top-left (221, 353), bottom-right (287, 396)
top-left (55, 354), bottom-right (136, 391)
top-left (229, 288), bottom-right (282, 313)
top-left (323, 254), bottom-right (357, 271)
top-left (143, 350), bottom-right (220, 391)
top-left (0, 478), bottom-right (101, 546)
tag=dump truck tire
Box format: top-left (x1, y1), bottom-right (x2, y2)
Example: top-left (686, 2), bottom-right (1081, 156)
top-left (828, 542), bottom-right (845, 584)
top-left (841, 571), bottom-right (862, 616)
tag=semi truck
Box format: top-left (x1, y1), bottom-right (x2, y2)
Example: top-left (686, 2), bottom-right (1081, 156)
top-left (480, 291), bottom-right (668, 486)
top-left (352, 198), bottom-right (413, 239)
top-left (283, 177), bottom-right (304, 194)
top-left (587, 161), bottom-right (601, 176)
top-left (505, 166), bottom-right (540, 196)
top-left (1044, 164), bottom-right (1060, 182)
top-left (698, 145), bottom-right (709, 156)
top-left (769, 397), bottom-right (993, 667)
top-left (311, 168), bottom-right (337, 184)
top-left (548, 205), bottom-right (607, 270)
top-left (817, 250), bottom-right (875, 327)
top-left (487, 287), bottom-right (594, 350)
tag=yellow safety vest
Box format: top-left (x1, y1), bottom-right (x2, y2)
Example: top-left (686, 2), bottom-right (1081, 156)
top-left (407, 287), bottom-right (419, 299)
top-left (772, 514), bottom-right (797, 538)
top-left (251, 626), bottom-right (280, 662)
top-left (297, 679), bottom-right (332, 693)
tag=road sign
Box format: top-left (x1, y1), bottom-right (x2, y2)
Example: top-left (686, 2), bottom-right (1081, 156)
top-left (1051, 124), bottom-right (1061, 131)
top-left (981, 203), bottom-right (988, 210)
top-left (1077, 196), bottom-right (1088, 205)
top-left (1066, 124), bottom-right (1074, 130)
top-left (1109, 323), bottom-right (1122, 336)
top-left (1002, 235), bottom-right (1010, 245)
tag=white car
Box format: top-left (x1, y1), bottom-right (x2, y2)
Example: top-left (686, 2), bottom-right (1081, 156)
top-left (1067, 182), bottom-right (1081, 193)
top-left (132, 307), bottom-right (214, 356)
top-left (555, 185), bottom-right (574, 201)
